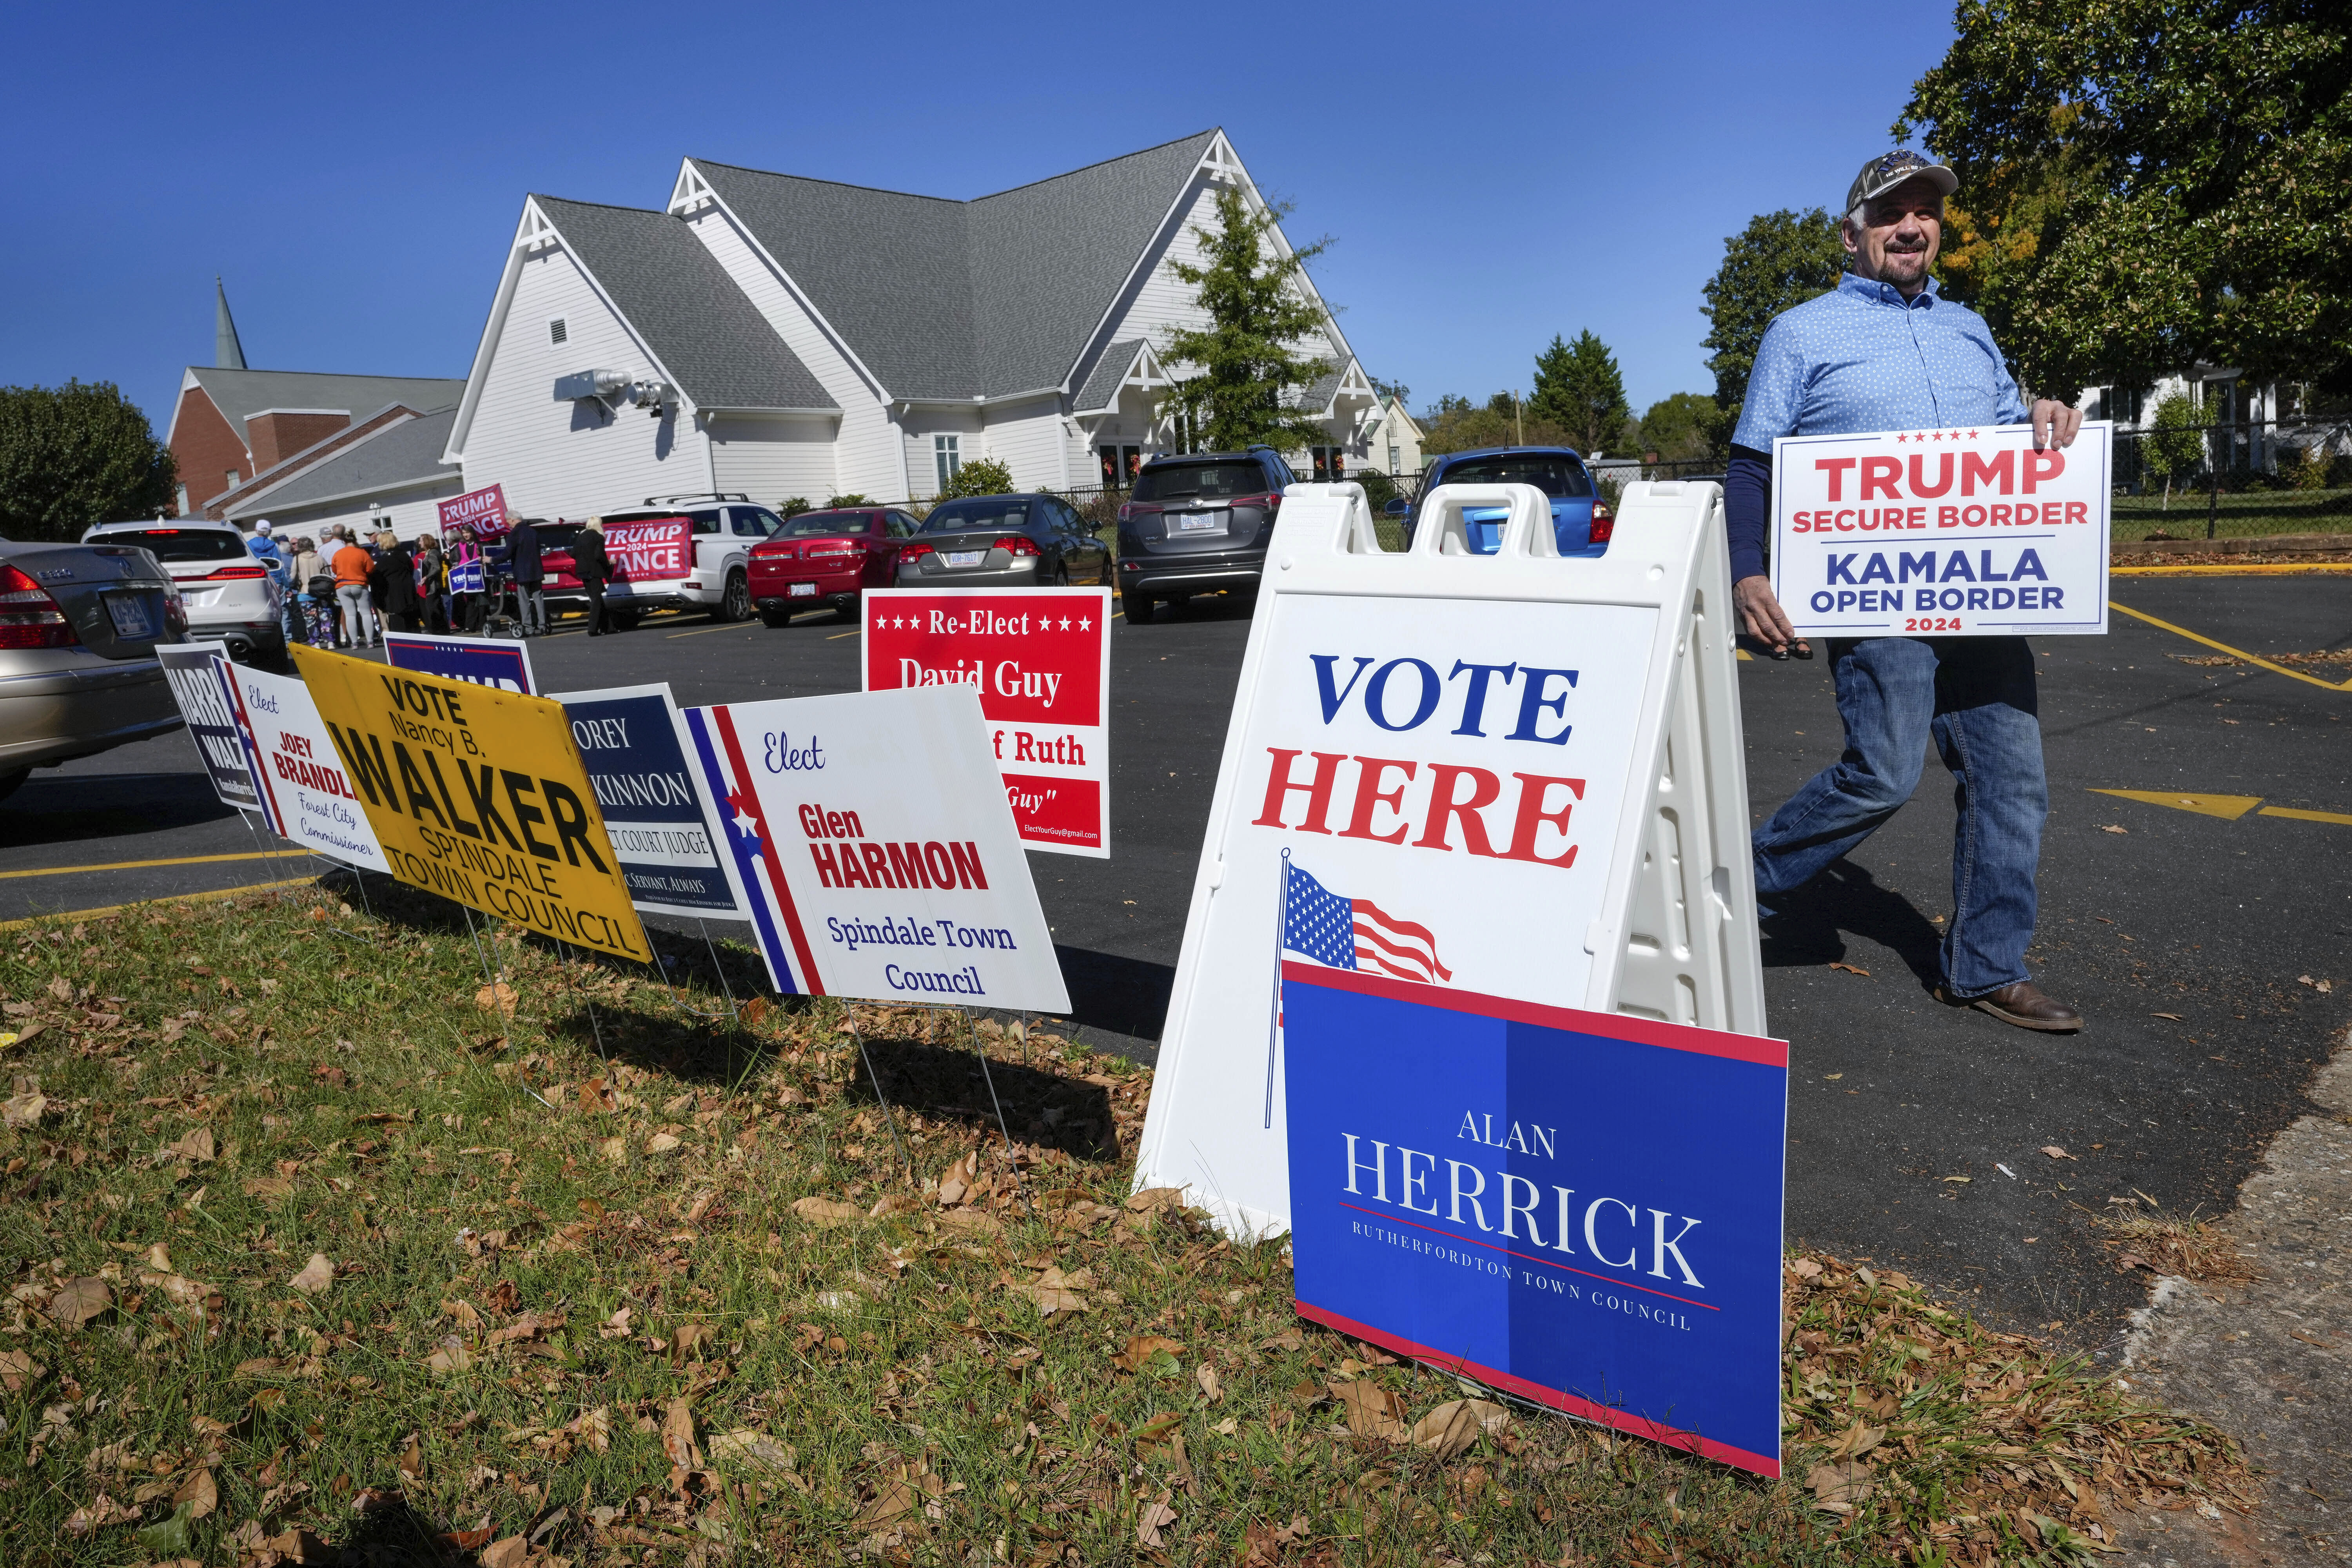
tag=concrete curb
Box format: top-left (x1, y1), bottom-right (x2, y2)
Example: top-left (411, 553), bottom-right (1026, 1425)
top-left (2113, 533), bottom-right (2352, 559)
top-left (2112, 1030), bottom-right (2352, 1565)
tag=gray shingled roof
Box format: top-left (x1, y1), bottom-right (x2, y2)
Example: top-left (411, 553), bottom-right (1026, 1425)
top-left (222, 408), bottom-right (460, 519)
top-left (534, 196), bottom-right (837, 412)
top-left (189, 368), bottom-right (466, 446)
top-left (1073, 340), bottom-right (1147, 412)
top-left (691, 131), bottom-right (1220, 402)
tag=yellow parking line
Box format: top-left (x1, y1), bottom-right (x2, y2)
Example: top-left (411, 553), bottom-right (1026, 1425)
top-left (2258, 806), bottom-right (2352, 827)
top-left (826, 629), bottom-right (862, 641)
top-left (0, 877), bottom-right (318, 931)
top-left (0, 850), bottom-right (287, 882)
top-left (2107, 601), bottom-right (2352, 692)
top-left (2111, 563), bottom-right (2352, 576)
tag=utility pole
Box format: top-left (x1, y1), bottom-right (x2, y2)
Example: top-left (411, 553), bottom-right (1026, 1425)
top-left (1512, 391), bottom-right (1524, 448)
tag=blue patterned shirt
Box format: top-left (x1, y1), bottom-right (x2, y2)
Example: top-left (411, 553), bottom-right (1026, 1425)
top-left (1726, 273), bottom-right (2029, 581)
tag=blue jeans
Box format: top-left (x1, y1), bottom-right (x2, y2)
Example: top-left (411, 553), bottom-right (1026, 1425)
top-left (1752, 636), bottom-right (2046, 996)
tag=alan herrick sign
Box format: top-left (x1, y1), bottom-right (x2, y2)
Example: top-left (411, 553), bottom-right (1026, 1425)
top-left (1285, 971), bottom-right (1788, 1476)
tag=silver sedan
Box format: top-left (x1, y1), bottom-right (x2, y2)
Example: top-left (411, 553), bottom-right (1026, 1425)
top-left (0, 535), bottom-right (188, 801)
top-left (894, 495), bottom-right (1111, 588)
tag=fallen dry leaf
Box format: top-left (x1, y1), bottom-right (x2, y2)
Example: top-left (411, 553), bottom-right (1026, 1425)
top-left (2100, 824), bottom-right (2129, 835)
top-left (49, 1276), bottom-right (112, 1328)
top-left (474, 982), bottom-right (517, 1018)
top-left (1333, 1380), bottom-right (1406, 1441)
top-left (646, 1131), bottom-right (682, 1155)
top-left (425, 1338), bottom-right (474, 1374)
top-left (1112, 1335), bottom-right (1184, 1374)
top-left (708, 1429), bottom-right (797, 1474)
top-left (661, 1397), bottom-right (701, 1469)
top-left (1127, 1186), bottom-right (1183, 1214)
top-left (1022, 1264), bottom-right (1092, 1318)
top-left (1827, 962), bottom-right (1871, 977)
top-left (1, 1090), bottom-right (47, 1129)
top-left (1136, 1493), bottom-right (1177, 1550)
top-left (938, 1208), bottom-right (1002, 1236)
top-left (791, 1196), bottom-right (862, 1228)
top-left (170, 1126), bottom-right (216, 1162)
top-left (1808, 1459), bottom-right (1875, 1510)
top-left (173, 1467), bottom-right (218, 1519)
top-left (937, 1151), bottom-right (979, 1207)
top-left (480, 1536), bottom-right (528, 1568)
top-left (288, 1254), bottom-right (336, 1296)
top-left (2152, 1012), bottom-right (2184, 1021)
top-left (1409, 1398), bottom-right (1512, 1459)
top-left (1196, 1364), bottom-right (1222, 1402)
top-left (2040, 1145), bottom-right (2077, 1161)
top-left (0, 1348), bottom-right (44, 1393)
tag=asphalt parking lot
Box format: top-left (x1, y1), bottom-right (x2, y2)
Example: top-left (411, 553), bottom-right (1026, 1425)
top-left (4, 577), bottom-right (2346, 1344)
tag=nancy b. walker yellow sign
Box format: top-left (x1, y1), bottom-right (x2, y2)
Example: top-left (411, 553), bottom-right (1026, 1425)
top-left (293, 647), bottom-right (649, 962)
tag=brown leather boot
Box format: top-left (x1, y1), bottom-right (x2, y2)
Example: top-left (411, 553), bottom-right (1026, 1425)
top-left (1940, 980), bottom-right (2083, 1032)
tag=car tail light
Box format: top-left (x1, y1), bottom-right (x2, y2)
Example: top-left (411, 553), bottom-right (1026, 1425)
top-left (0, 564), bottom-right (81, 649)
top-left (899, 542), bottom-right (935, 562)
top-left (993, 535), bottom-right (1039, 557)
top-left (201, 564), bottom-right (270, 581)
top-left (1589, 503), bottom-right (1615, 545)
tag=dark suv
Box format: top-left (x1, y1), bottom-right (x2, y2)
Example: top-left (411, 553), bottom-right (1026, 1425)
top-left (1114, 446), bottom-right (1296, 622)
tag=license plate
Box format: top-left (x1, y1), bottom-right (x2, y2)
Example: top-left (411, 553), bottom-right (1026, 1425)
top-left (788, 582), bottom-right (817, 597)
top-left (944, 550), bottom-right (985, 568)
top-left (1174, 514), bottom-right (1224, 533)
top-left (103, 592), bottom-right (154, 639)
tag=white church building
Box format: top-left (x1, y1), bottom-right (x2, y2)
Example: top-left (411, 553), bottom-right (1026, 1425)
top-left (442, 130), bottom-right (1384, 519)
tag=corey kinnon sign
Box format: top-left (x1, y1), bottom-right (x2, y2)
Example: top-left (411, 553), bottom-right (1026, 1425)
top-left (683, 685), bottom-right (1069, 1012)
top-left (294, 646), bottom-right (649, 962)
top-left (1771, 421), bottom-right (2111, 638)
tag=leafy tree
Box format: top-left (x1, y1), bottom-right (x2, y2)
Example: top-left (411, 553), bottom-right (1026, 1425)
top-left (1368, 375), bottom-right (1411, 407)
top-left (1530, 332), bottom-right (1632, 456)
top-left (0, 380), bottom-right (177, 541)
top-left (1639, 392), bottom-right (1722, 463)
top-left (1896, 0), bottom-right (2352, 393)
top-left (935, 456), bottom-right (1015, 500)
top-left (1419, 397), bottom-right (1573, 457)
top-left (1161, 184), bottom-right (1334, 453)
top-left (1699, 209), bottom-right (1846, 443)
top-left (2139, 392), bottom-right (2207, 508)
top-left (777, 496), bottom-right (813, 517)
top-left (826, 493), bottom-right (871, 508)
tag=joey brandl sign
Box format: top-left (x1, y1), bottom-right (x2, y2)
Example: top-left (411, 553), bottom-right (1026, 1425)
top-left (293, 646), bottom-right (648, 962)
top-left (1771, 421), bottom-right (2112, 637)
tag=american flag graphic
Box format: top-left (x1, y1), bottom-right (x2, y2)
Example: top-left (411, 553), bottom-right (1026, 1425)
top-left (1282, 861), bottom-right (1452, 984)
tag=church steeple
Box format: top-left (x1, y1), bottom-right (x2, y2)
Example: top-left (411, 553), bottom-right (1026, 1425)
top-left (214, 276), bottom-right (247, 370)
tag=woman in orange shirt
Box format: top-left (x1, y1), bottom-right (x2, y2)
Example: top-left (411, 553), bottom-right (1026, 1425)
top-left (330, 528), bottom-right (379, 648)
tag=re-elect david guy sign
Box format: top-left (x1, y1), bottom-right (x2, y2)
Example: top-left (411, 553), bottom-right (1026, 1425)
top-left (682, 685), bottom-right (1069, 1011)
top-left (551, 683), bottom-right (747, 920)
top-left (1285, 970), bottom-right (1788, 1476)
top-left (1771, 421), bottom-right (2111, 638)
top-left (862, 588), bottom-right (1112, 857)
top-left (294, 646), bottom-right (649, 962)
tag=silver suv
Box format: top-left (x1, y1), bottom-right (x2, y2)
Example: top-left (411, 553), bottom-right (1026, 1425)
top-left (80, 519), bottom-right (283, 662)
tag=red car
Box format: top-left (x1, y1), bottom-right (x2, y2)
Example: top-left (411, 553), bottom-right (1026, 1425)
top-left (747, 507), bottom-right (922, 625)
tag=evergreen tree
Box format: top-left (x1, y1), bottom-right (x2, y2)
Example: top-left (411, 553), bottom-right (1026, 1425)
top-left (0, 381), bottom-right (177, 541)
top-left (1529, 332), bottom-right (1632, 455)
top-left (1161, 185), bottom-right (1334, 452)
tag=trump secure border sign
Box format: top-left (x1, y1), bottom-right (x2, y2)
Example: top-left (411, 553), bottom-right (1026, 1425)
top-left (294, 645), bottom-right (649, 962)
top-left (1770, 421), bottom-right (2111, 638)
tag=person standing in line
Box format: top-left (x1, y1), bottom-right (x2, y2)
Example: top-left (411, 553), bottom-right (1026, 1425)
top-left (287, 535), bottom-right (326, 646)
top-left (247, 520), bottom-right (298, 650)
top-left (414, 536), bottom-right (448, 632)
top-left (330, 528), bottom-right (379, 648)
top-left (572, 518), bottom-right (613, 636)
top-left (374, 532), bottom-right (421, 632)
top-left (1726, 149), bottom-right (2084, 1032)
top-left (493, 512), bottom-right (546, 636)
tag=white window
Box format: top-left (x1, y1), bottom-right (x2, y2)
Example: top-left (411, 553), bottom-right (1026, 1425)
top-left (1388, 443), bottom-right (1401, 472)
top-left (548, 318), bottom-right (568, 346)
top-left (934, 434), bottom-right (961, 490)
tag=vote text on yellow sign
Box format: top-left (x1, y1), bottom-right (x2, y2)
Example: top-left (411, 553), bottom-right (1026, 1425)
top-left (292, 646), bottom-right (649, 961)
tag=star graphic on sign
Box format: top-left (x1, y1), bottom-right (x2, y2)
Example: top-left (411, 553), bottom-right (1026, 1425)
top-left (726, 789), bottom-right (765, 844)
top-left (1077, 616), bottom-right (1091, 631)
top-left (1896, 432), bottom-right (1909, 443)
top-left (1929, 430), bottom-right (1942, 441)
top-left (1968, 429), bottom-right (1980, 439)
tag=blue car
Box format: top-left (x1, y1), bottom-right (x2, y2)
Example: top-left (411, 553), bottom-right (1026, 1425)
top-left (1387, 447), bottom-right (1615, 557)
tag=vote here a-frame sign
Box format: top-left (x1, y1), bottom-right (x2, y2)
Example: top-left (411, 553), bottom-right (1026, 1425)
top-left (1134, 481), bottom-right (1789, 1475)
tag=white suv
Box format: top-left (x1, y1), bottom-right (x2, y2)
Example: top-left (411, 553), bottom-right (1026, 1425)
top-left (590, 494), bottom-right (783, 624)
top-left (79, 519), bottom-right (283, 662)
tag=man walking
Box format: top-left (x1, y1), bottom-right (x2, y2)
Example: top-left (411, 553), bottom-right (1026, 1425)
top-left (1726, 149), bottom-right (2084, 1032)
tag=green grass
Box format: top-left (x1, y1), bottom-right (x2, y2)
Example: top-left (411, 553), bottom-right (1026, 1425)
top-left (2111, 485), bottom-right (2352, 541)
top-left (0, 882), bottom-right (2245, 1565)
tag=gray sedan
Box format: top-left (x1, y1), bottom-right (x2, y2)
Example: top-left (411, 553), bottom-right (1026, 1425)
top-left (894, 495), bottom-right (1110, 589)
top-left (0, 535), bottom-right (188, 800)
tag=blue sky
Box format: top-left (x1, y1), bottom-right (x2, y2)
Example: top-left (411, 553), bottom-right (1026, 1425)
top-left (1, 1), bottom-right (1958, 440)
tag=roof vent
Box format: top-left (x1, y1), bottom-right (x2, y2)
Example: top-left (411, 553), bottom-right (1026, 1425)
top-left (548, 318), bottom-right (568, 346)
